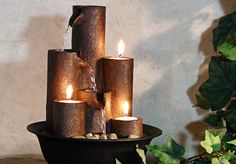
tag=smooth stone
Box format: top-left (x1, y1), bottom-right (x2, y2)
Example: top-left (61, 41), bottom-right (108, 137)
top-left (93, 134), bottom-right (100, 139)
top-left (99, 134), bottom-right (107, 140)
top-left (72, 136), bottom-right (86, 139)
top-left (85, 133), bottom-right (93, 138)
top-left (108, 133), bottom-right (118, 139)
top-left (86, 136), bottom-right (97, 139)
top-left (128, 134), bottom-right (140, 139)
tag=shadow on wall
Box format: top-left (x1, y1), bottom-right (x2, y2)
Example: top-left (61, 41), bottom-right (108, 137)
top-left (20, 15), bottom-right (67, 154)
top-left (0, 15), bottom-right (66, 155)
top-left (131, 0), bottom-right (236, 153)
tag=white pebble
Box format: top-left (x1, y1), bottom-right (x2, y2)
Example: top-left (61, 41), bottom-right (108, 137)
top-left (99, 134), bottom-right (108, 139)
top-left (86, 136), bottom-right (97, 139)
top-left (85, 133), bottom-right (93, 138)
top-left (93, 134), bottom-right (100, 139)
top-left (72, 136), bottom-right (86, 139)
top-left (108, 133), bottom-right (118, 139)
top-left (128, 134), bottom-right (139, 139)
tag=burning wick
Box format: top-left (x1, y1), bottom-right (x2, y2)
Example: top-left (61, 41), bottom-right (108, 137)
top-left (124, 101), bottom-right (129, 116)
top-left (66, 84), bottom-right (73, 100)
top-left (118, 39), bottom-right (125, 57)
top-left (114, 101), bottom-right (137, 121)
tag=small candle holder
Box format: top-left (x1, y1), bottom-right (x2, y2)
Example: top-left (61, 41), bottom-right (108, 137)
top-left (53, 100), bottom-right (86, 137)
top-left (53, 85), bottom-right (86, 137)
top-left (111, 117), bottom-right (143, 138)
top-left (76, 89), bottom-right (113, 134)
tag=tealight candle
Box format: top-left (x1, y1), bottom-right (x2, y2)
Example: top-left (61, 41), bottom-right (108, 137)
top-left (111, 101), bottom-right (143, 138)
top-left (53, 85), bottom-right (86, 137)
top-left (115, 101), bottom-right (138, 121)
top-left (102, 39), bottom-right (134, 119)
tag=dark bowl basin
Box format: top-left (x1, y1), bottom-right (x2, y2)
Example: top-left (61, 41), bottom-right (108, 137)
top-left (27, 121), bottom-right (162, 164)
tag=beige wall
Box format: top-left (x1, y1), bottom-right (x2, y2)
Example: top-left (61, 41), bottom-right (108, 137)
top-left (0, 0), bottom-right (235, 157)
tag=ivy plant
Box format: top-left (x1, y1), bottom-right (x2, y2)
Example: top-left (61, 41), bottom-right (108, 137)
top-left (146, 137), bottom-right (185, 164)
top-left (200, 129), bottom-right (236, 164)
top-left (196, 11), bottom-right (236, 134)
top-left (145, 129), bottom-right (236, 164)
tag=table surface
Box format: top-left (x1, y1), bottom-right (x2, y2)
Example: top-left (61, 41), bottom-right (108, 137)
top-left (0, 154), bottom-right (46, 164)
top-left (0, 154), bottom-right (156, 164)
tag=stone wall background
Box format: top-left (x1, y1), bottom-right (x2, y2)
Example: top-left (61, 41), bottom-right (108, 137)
top-left (0, 0), bottom-right (235, 157)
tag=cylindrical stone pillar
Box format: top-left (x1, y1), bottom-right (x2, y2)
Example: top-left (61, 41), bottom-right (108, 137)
top-left (46, 49), bottom-right (81, 130)
top-left (53, 100), bottom-right (86, 137)
top-left (102, 56), bottom-right (134, 118)
top-left (77, 89), bottom-right (110, 134)
top-left (71, 6), bottom-right (106, 91)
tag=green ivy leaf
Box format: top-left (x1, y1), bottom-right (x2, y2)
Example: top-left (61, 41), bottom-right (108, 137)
top-left (136, 145), bottom-right (146, 164)
top-left (213, 11), bottom-right (236, 61)
top-left (195, 95), bottom-right (211, 110)
top-left (224, 152), bottom-right (236, 161)
top-left (211, 158), bottom-right (220, 164)
top-left (199, 56), bottom-right (236, 111)
top-left (146, 148), bottom-right (180, 164)
top-left (227, 139), bottom-right (236, 146)
top-left (212, 152), bottom-right (236, 164)
top-left (223, 101), bottom-right (236, 133)
top-left (146, 137), bottom-right (185, 164)
top-left (218, 33), bottom-right (236, 61)
top-left (213, 11), bottom-right (236, 51)
top-left (222, 133), bottom-right (236, 151)
top-left (208, 128), bottom-right (227, 140)
top-left (212, 157), bottom-right (230, 164)
top-left (204, 115), bottom-right (223, 128)
top-left (200, 130), bottom-right (221, 154)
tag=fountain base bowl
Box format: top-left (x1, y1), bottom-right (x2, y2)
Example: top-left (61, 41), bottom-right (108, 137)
top-left (27, 121), bottom-right (162, 164)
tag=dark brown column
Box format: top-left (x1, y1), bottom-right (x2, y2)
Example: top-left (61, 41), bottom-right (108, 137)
top-left (77, 90), bottom-right (111, 134)
top-left (46, 49), bottom-right (81, 130)
top-left (53, 100), bottom-right (86, 137)
top-left (102, 57), bottom-right (134, 118)
top-left (71, 6), bottom-right (106, 91)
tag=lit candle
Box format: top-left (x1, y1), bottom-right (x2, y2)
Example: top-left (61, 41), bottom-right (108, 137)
top-left (111, 101), bottom-right (143, 138)
top-left (115, 101), bottom-right (137, 121)
top-left (102, 40), bottom-right (134, 119)
top-left (58, 85), bottom-right (81, 103)
top-left (118, 39), bottom-right (125, 57)
top-left (53, 85), bottom-right (86, 137)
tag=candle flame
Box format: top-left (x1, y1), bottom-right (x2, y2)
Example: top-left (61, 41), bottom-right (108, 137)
top-left (66, 84), bottom-right (73, 99)
top-left (118, 39), bottom-right (125, 56)
top-left (124, 101), bottom-right (129, 116)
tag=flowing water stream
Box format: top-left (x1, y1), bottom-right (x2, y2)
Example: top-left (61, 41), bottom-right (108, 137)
top-left (60, 25), bottom-right (71, 52)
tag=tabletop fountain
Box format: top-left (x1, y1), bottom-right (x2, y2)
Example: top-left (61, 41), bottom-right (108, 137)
top-left (27, 5), bottom-right (162, 164)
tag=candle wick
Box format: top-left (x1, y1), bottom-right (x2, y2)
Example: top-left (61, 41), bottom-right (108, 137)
top-left (118, 54), bottom-right (123, 58)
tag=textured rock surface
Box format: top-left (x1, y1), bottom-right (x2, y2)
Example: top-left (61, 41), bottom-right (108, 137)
top-left (0, 0), bottom-right (236, 158)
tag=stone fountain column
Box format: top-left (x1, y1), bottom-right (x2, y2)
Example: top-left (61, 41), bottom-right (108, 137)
top-left (70, 6), bottom-right (108, 133)
top-left (71, 5), bottom-right (106, 92)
